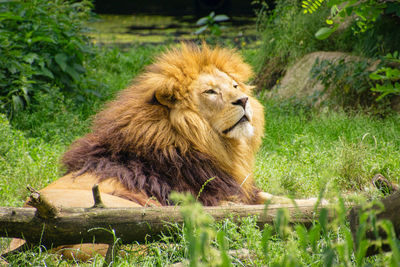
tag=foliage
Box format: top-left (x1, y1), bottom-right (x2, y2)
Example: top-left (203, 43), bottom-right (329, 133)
top-left (254, 0), bottom-right (338, 90)
top-left (310, 57), bottom-right (378, 108)
top-left (302, 0), bottom-right (400, 39)
top-left (194, 11), bottom-right (229, 36)
top-left (0, 0), bottom-right (94, 117)
top-left (171, 192), bottom-right (221, 266)
top-left (370, 52), bottom-right (400, 100)
top-left (251, 0), bottom-right (272, 32)
top-left (10, 45), bottom-right (162, 143)
top-left (310, 52), bottom-right (400, 104)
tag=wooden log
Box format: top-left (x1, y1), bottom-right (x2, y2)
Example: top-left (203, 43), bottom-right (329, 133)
top-left (0, 203), bottom-right (328, 249)
top-left (349, 189), bottom-right (400, 256)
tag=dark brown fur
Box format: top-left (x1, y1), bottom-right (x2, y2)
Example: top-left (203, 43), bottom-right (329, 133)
top-left (62, 133), bottom-right (250, 206)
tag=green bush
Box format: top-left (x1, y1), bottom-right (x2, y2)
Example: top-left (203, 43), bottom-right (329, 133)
top-left (310, 58), bottom-right (375, 108)
top-left (0, 0), bottom-right (94, 117)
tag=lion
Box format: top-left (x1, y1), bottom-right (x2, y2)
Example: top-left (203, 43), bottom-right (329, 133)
top-left (44, 43), bottom-right (269, 207)
top-left (8, 43), bottom-right (316, 260)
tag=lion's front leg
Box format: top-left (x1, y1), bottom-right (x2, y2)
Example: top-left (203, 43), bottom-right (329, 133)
top-left (255, 191), bottom-right (326, 206)
top-left (255, 191), bottom-right (293, 204)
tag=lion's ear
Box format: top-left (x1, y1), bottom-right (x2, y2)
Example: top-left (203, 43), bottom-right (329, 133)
top-left (154, 90), bottom-right (176, 108)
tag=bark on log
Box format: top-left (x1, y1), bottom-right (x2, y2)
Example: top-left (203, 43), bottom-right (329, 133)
top-left (349, 189), bottom-right (400, 256)
top-left (0, 204), bottom-right (327, 248)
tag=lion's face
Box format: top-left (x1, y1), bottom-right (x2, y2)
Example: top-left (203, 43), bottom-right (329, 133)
top-left (190, 68), bottom-right (254, 139)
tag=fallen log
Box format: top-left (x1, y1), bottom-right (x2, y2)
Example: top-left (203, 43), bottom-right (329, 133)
top-left (0, 203), bottom-right (327, 248)
top-left (0, 185), bottom-right (332, 250)
top-left (2, 180), bottom-right (399, 260)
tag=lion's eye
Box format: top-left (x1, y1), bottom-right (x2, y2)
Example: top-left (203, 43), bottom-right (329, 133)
top-left (204, 89), bottom-right (217, 94)
top-left (233, 84), bottom-right (238, 89)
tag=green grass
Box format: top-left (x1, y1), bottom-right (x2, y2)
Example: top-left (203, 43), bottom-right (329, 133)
top-left (1, 45), bottom-right (400, 266)
top-left (255, 100), bottom-right (400, 198)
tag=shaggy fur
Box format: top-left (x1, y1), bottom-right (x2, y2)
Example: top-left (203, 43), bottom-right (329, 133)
top-left (62, 43), bottom-right (265, 206)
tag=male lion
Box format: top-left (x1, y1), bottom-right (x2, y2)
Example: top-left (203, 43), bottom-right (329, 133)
top-left (9, 43), bottom-right (315, 259)
top-left (43, 43), bottom-right (275, 207)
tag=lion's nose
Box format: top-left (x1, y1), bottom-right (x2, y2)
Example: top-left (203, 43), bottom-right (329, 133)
top-left (232, 97), bottom-right (248, 109)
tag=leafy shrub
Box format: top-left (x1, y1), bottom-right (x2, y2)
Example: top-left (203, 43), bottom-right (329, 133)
top-left (302, 0), bottom-right (400, 39)
top-left (310, 58), bottom-right (376, 108)
top-left (310, 55), bottom-right (400, 110)
top-left (0, 0), bottom-right (93, 117)
top-left (370, 51), bottom-right (400, 100)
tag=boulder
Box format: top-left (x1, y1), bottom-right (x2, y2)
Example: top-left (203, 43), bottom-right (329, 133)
top-left (267, 51), bottom-right (355, 105)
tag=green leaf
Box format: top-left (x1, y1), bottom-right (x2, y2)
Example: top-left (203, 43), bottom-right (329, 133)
top-left (369, 72), bottom-right (383, 80)
top-left (196, 17), bottom-right (208, 26)
top-left (261, 225), bottom-right (272, 257)
top-left (319, 208), bottom-right (329, 237)
top-left (211, 25), bottom-right (222, 36)
top-left (309, 224), bottom-right (321, 252)
top-left (23, 53), bottom-right (39, 64)
top-left (31, 36), bottom-right (55, 44)
top-left (326, 19), bottom-right (333, 25)
top-left (0, 12), bottom-right (23, 21)
top-left (12, 95), bottom-right (23, 112)
top-left (55, 53), bottom-right (68, 72)
top-left (194, 25), bottom-right (208, 35)
top-left (295, 224), bottom-right (309, 250)
top-left (315, 27), bottom-right (336, 40)
top-left (21, 87), bottom-right (30, 105)
top-left (39, 67), bottom-right (54, 79)
top-left (213, 15), bottom-right (229, 22)
top-left (65, 65), bottom-right (80, 81)
top-left (73, 63), bottom-right (86, 73)
top-left (217, 231), bottom-right (232, 267)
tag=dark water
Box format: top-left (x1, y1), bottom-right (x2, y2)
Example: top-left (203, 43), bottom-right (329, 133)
top-left (88, 14), bottom-right (261, 48)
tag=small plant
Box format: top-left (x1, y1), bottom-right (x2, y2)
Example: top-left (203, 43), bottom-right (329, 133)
top-left (194, 11), bottom-right (229, 36)
top-left (171, 192), bottom-right (251, 266)
top-left (369, 51), bottom-right (400, 100)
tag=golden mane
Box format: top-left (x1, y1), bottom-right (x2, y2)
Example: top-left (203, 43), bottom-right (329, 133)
top-left (62, 43), bottom-right (265, 205)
